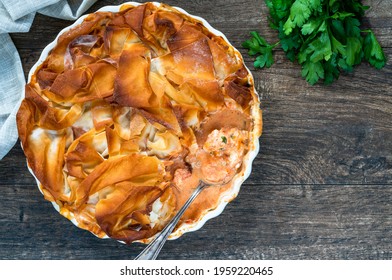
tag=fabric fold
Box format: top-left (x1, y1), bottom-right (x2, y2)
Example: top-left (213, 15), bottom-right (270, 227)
top-left (0, 0), bottom-right (97, 160)
top-left (0, 2), bottom-right (35, 33)
top-left (0, 0), bottom-right (59, 21)
top-left (39, 0), bottom-right (97, 20)
top-left (0, 33), bottom-right (25, 159)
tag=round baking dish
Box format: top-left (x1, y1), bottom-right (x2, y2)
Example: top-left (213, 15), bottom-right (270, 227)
top-left (22, 1), bottom-right (262, 244)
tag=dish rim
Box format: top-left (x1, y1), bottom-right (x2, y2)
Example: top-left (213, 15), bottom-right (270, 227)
top-left (24, 1), bottom-right (262, 243)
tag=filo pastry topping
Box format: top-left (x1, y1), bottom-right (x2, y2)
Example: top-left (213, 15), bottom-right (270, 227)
top-left (17, 2), bottom-right (262, 244)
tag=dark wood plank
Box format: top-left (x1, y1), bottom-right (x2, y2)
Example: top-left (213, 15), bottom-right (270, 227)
top-left (0, 184), bottom-right (391, 259)
top-left (1, 0), bottom-right (392, 260)
top-left (252, 50), bottom-right (392, 185)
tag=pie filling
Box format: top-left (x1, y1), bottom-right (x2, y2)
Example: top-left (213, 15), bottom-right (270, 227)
top-left (17, 2), bottom-right (262, 244)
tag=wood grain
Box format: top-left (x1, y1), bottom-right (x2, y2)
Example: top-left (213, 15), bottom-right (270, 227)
top-left (1, 0), bottom-right (392, 259)
top-left (0, 184), bottom-right (391, 259)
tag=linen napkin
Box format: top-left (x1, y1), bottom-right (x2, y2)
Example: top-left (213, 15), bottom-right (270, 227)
top-left (0, 0), bottom-right (98, 159)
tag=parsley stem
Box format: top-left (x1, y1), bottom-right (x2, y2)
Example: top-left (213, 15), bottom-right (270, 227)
top-left (271, 41), bottom-right (280, 48)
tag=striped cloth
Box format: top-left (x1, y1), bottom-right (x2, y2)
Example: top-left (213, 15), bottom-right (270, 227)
top-left (0, 0), bottom-right (97, 159)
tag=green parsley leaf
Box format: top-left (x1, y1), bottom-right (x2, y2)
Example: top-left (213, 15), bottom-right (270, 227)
top-left (329, 0), bottom-right (339, 7)
top-left (250, 31), bottom-right (269, 47)
top-left (302, 61), bottom-right (324, 85)
top-left (323, 53), bottom-right (340, 85)
top-left (254, 49), bottom-right (274, 68)
top-left (345, 37), bottom-right (362, 66)
top-left (221, 136), bottom-right (227, 144)
top-left (243, 0), bottom-right (387, 85)
top-left (266, 0), bottom-right (292, 24)
top-left (330, 32), bottom-right (346, 57)
top-left (363, 31), bottom-right (387, 69)
top-left (283, 0), bottom-right (322, 35)
top-left (242, 31), bottom-right (277, 69)
top-left (301, 18), bottom-right (323, 35)
top-left (307, 31), bottom-right (333, 62)
top-left (338, 58), bottom-right (354, 73)
top-left (344, 17), bottom-right (361, 38)
top-left (330, 19), bottom-right (346, 42)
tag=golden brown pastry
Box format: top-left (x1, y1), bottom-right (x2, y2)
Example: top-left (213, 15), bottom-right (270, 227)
top-left (17, 2), bottom-right (262, 244)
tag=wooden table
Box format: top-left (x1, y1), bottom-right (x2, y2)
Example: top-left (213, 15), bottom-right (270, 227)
top-left (1, 0), bottom-right (391, 260)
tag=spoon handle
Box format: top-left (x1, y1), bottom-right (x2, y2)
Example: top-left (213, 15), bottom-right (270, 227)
top-left (135, 181), bottom-right (208, 260)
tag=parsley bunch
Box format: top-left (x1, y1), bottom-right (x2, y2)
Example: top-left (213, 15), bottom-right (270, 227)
top-left (242, 0), bottom-right (387, 85)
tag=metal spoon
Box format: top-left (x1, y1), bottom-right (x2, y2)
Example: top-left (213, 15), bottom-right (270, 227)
top-left (135, 172), bottom-right (233, 260)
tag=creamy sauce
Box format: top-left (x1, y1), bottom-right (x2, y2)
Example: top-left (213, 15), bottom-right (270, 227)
top-left (169, 127), bottom-right (249, 224)
top-left (192, 127), bottom-right (248, 184)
